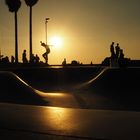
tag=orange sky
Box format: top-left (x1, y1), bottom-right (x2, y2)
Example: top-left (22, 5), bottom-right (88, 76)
top-left (0, 0), bottom-right (140, 64)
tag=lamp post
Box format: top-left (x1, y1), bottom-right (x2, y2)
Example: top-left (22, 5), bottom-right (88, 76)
top-left (0, 49), bottom-right (1, 60)
top-left (40, 18), bottom-right (51, 64)
top-left (45, 18), bottom-right (50, 46)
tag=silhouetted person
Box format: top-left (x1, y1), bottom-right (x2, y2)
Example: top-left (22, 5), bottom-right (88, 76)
top-left (1, 56), bottom-right (9, 63)
top-left (0, 55), bottom-right (3, 61)
top-left (30, 53), bottom-right (35, 63)
top-left (110, 42), bottom-right (118, 67)
top-left (62, 58), bottom-right (66, 65)
top-left (22, 50), bottom-right (28, 63)
top-left (41, 41), bottom-right (50, 64)
top-left (119, 49), bottom-right (125, 67)
top-left (35, 54), bottom-right (40, 63)
top-left (11, 55), bottom-right (15, 63)
top-left (0, 50), bottom-right (3, 61)
top-left (110, 42), bottom-right (115, 58)
top-left (119, 49), bottom-right (124, 59)
top-left (115, 43), bottom-right (120, 59)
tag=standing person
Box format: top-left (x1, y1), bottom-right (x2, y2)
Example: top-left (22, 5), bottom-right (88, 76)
top-left (119, 49), bottom-right (124, 59)
top-left (11, 55), bottom-right (15, 63)
top-left (40, 41), bottom-right (50, 64)
top-left (115, 43), bottom-right (120, 59)
top-left (110, 42), bottom-right (115, 58)
top-left (62, 58), bottom-right (66, 66)
top-left (119, 49), bottom-right (125, 67)
top-left (110, 42), bottom-right (117, 67)
top-left (30, 53), bottom-right (35, 63)
top-left (22, 50), bottom-right (28, 63)
top-left (35, 54), bottom-right (40, 63)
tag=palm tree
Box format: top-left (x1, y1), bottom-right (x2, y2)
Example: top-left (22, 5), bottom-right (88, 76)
top-left (5, 0), bottom-right (21, 63)
top-left (24, 0), bottom-right (38, 62)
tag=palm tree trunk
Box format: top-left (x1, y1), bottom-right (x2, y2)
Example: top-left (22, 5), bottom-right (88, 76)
top-left (29, 6), bottom-right (32, 62)
top-left (14, 12), bottom-right (18, 63)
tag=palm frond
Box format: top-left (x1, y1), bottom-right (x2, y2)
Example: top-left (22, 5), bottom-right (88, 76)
top-left (5, 0), bottom-right (21, 12)
top-left (25, 0), bottom-right (38, 7)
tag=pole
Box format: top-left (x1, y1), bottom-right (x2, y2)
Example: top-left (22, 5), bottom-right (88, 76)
top-left (15, 12), bottom-right (18, 63)
top-left (29, 6), bottom-right (32, 62)
top-left (45, 18), bottom-right (50, 45)
top-left (0, 49), bottom-right (1, 60)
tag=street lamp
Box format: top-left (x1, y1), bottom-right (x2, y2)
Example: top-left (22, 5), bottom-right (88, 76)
top-left (0, 49), bottom-right (2, 60)
top-left (40, 18), bottom-right (51, 64)
top-left (45, 18), bottom-right (50, 45)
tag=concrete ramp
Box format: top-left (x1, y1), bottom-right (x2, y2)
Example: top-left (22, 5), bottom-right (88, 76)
top-left (78, 68), bottom-right (140, 110)
top-left (83, 68), bottom-right (140, 95)
top-left (0, 72), bottom-right (47, 106)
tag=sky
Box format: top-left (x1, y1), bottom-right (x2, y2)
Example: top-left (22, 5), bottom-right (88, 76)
top-left (0, 0), bottom-right (140, 64)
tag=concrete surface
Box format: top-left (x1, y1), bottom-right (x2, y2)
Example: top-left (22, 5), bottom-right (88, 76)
top-left (0, 103), bottom-right (140, 140)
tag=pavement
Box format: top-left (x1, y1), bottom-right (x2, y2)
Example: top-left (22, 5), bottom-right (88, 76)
top-left (0, 103), bottom-right (140, 140)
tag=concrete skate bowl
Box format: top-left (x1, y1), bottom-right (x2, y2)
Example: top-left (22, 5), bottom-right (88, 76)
top-left (80, 68), bottom-right (140, 110)
top-left (0, 72), bottom-right (47, 106)
top-left (12, 67), bottom-right (103, 92)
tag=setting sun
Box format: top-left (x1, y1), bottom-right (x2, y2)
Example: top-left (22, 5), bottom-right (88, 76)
top-left (50, 36), bottom-right (63, 48)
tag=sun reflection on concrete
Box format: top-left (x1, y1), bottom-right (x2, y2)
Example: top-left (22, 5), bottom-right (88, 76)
top-left (46, 93), bottom-right (65, 97)
top-left (38, 92), bottom-right (80, 108)
top-left (41, 106), bottom-right (77, 132)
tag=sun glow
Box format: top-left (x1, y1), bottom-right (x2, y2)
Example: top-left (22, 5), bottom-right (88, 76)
top-left (50, 36), bottom-right (63, 48)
